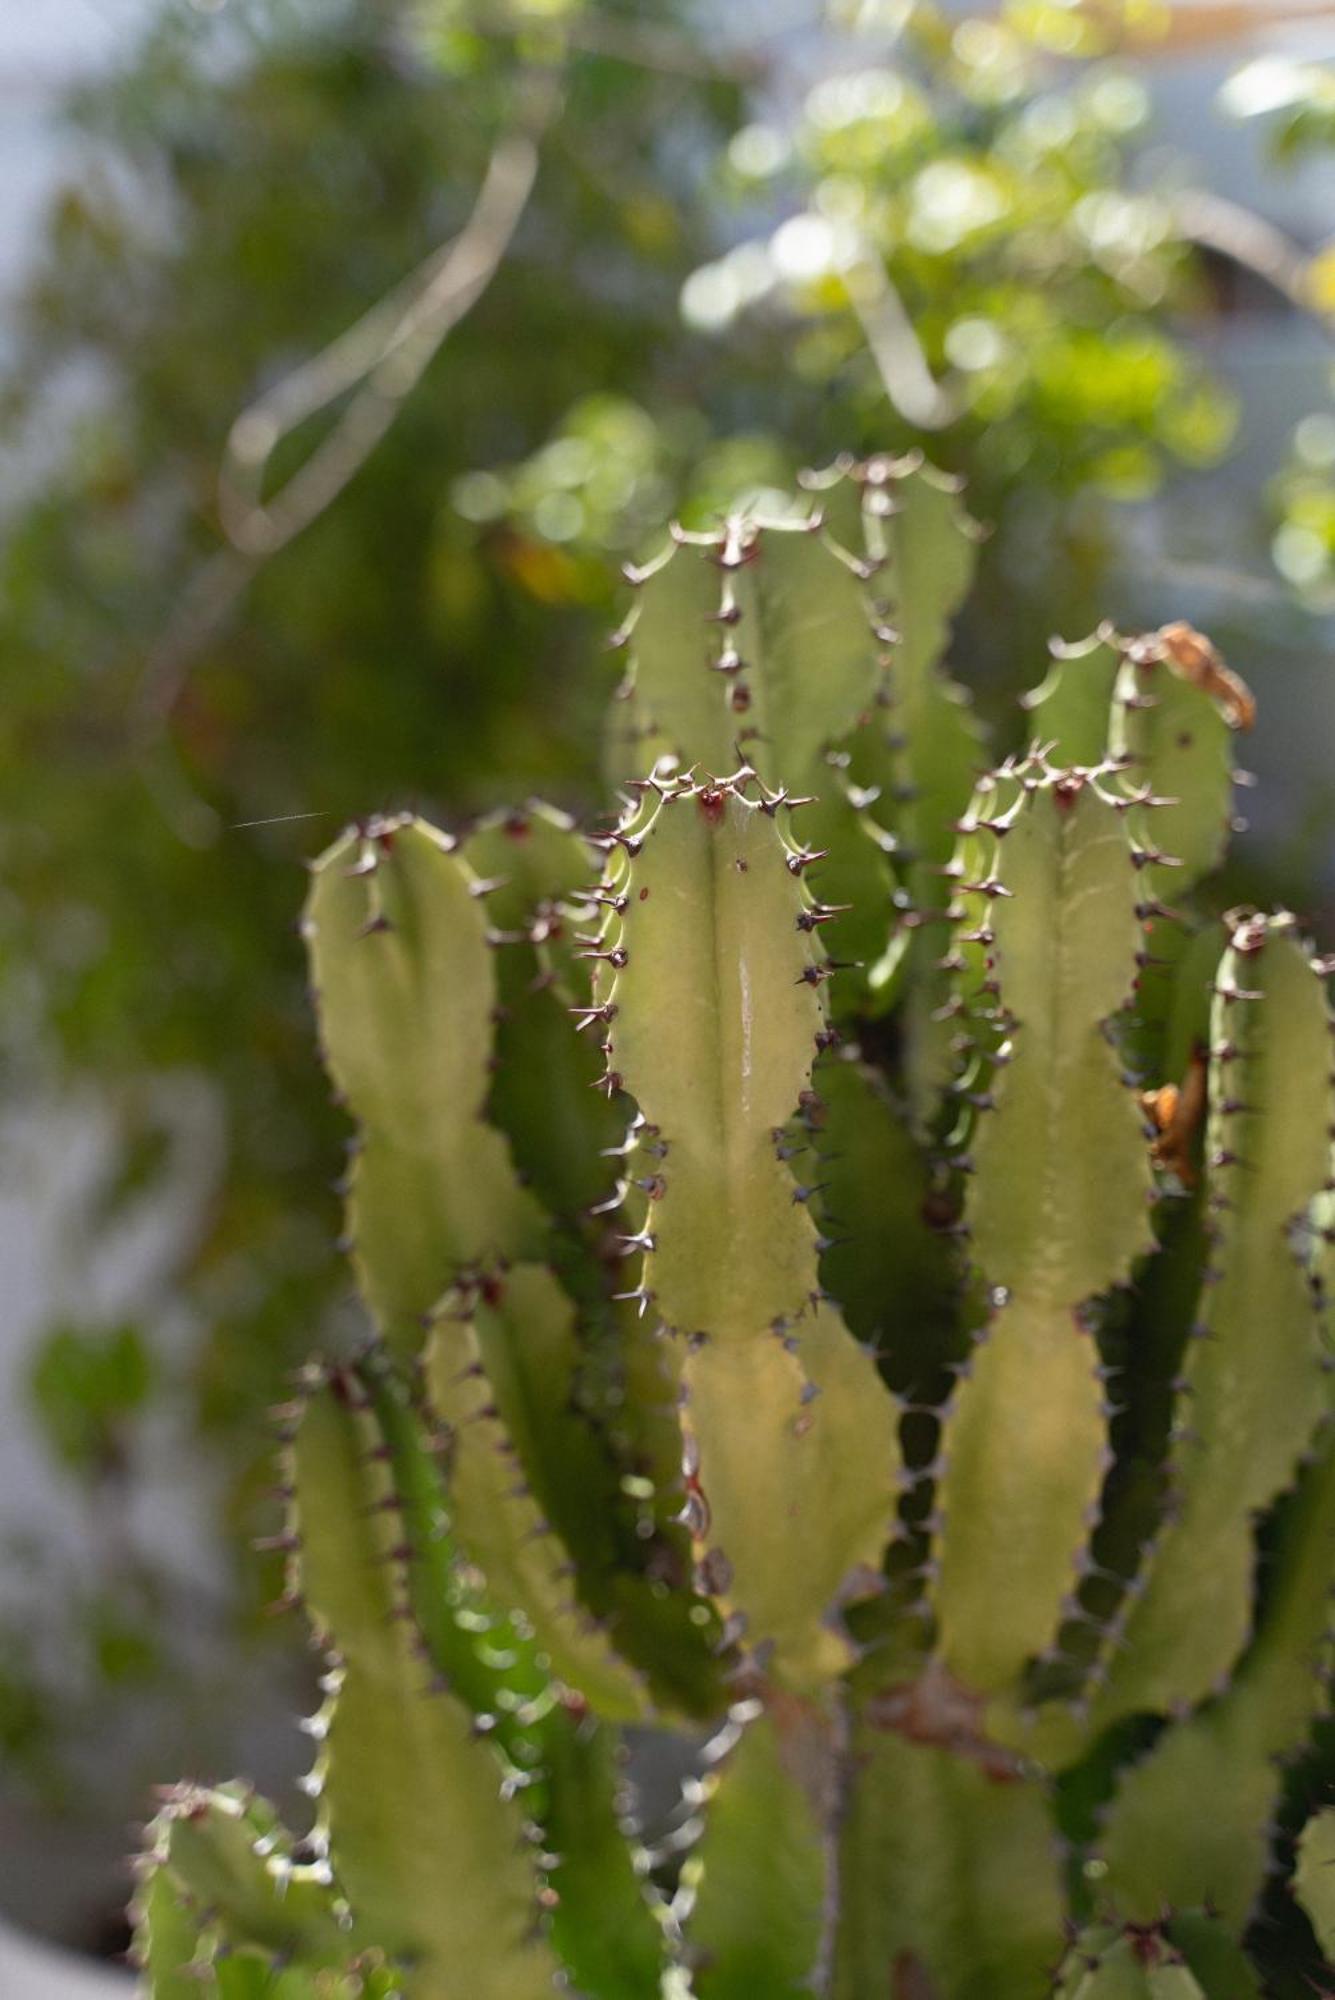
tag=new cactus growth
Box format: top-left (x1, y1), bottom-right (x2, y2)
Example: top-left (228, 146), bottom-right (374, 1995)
top-left (137, 457), bottom-right (1335, 1998)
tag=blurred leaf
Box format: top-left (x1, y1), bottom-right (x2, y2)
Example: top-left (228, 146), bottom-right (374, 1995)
top-left (28, 1323), bottom-right (156, 1483)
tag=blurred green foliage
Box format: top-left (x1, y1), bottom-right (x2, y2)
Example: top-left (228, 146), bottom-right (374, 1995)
top-left (1219, 52), bottom-right (1335, 607)
top-left (0, 0), bottom-right (1273, 1748)
top-left (28, 1323), bottom-right (155, 1485)
top-left (0, 0), bottom-right (743, 1605)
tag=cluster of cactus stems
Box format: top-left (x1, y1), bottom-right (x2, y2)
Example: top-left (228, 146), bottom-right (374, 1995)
top-left (136, 455), bottom-right (1335, 1999)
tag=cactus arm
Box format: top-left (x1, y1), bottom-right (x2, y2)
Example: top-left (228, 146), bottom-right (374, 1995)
top-left (933, 774), bottom-right (1154, 1697)
top-left (292, 1375), bottom-right (563, 2000)
top-left (539, 1715), bottom-right (667, 2000)
top-left (889, 673), bottom-right (989, 1112)
top-left (354, 1356), bottom-right (555, 1772)
top-left (613, 508), bottom-right (899, 1008)
top-left (1095, 1416), bottom-right (1335, 1927)
top-left (681, 1309), bottom-right (901, 1687)
top-left (1054, 1930), bottom-right (1206, 1999)
top-left (1092, 915), bottom-right (1332, 1726)
top-left (1109, 630), bottom-right (1238, 899)
top-left (604, 781), bottom-right (829, 1341)
top-left (821, 474), bottom-right (987, 1085)
top-left (819, 457), bottom-right (984, 1074)
top-left (871, 454), bottom-right (978, 702)
top-left (1295, 1810), bottom-right (1335, 1961)
top-left (681, 1699), bottom-right (834, 2000)
top-left (602, 777), bottom-right (900, 1683)
top-left (1161, 1916), bottom-right (1263, 1998)
top-left (357, 1360), bottom-right (669, 1995)
top-left (808, 452), bottom-right (979, 701)
top-left (135, 1861), bottom-right (216, 1998)
top-left (460, 809), bottom-right (720, 1706)
top-left (134, 1786), bottom-right (395, 1999)
top-left (304, 817), bottom-right (544, 1353)
top-left (424, 1293), bottom-right (649, 1719)
top-left (608, 533), bottom-right (721, 783)
top-left (458, 1261), bottom-right (724, 1709)
top-left (1020, 633), bottom-right (1121, 768)
top-left (147, 1786), bottom-right (353, 1965)
top-left (832, 1722), bottom-right (1066, 2000)
top-left (619, 515), bottom-right (881, 792)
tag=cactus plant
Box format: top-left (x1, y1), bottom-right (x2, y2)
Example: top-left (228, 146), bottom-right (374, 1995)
top-left (136, 456), bottom-right (1335, 1998)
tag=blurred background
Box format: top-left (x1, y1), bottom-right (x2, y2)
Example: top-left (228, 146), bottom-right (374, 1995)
top-left (0, 0), bottom-right (1332, 1976)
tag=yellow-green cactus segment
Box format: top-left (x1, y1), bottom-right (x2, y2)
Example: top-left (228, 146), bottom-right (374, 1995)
top-left (828, 458), bottom-right (984, 1079)
top-left (474, 1261), bottom-right (719, 1709)
top-left (212, 1965), bottom-right (388, 2000)
top-left (601, 778), bottom-right (900, 1682)
top-left (354, 1358), bottom-right (553, 1767)
top-left (606, 782), bottom-right (828, 1339)
top-left (617, 512), bottom-right (881, 792)
top-left (1158, 1916), bottom-right (1262, 2000)
top-left (682, 1699), bottom-right (834, 2000)
top-left (681, 1307), bottom-right (901, 1687)
top-left (291, 1376), bottom-right (563, 2000)
top-left (1020, 631), bottom-right (1122, 768)
top-left (135, 1859), bottom-right (217, 1998)
top-left (359, 1361), bottom-right (669, 1995)
top-left (1095, 1418), bottom-right (1335, 1927)
top-left (538, 1715), bottom-right (667, 2000)
top-left (865, 452), bottom-right (978, 699)
top-left (1054, 1929), bottom-right (1206, 2000)
top-left (804, 452), bottom-right (978, 703)
top-left (832, 1722), bottom-right (1066, 2000)
top-left (424, 1293), bottom-right (648, 1721)
top-left (1109, 629), bottom-right (1238, 899)
top-left (304, 816), bottom-right (544, 1354)
top-left (1296, 1809), bottom-right (1335, 1961)
top-left (1090, 914), bottom-right (1332, 1726)
top-left (141, 1785), bottom-right (353, 1971)
top-left (609, 506), bottom-right (895, 1004)
top-left (933, 773), bottom-right (1153, 1697)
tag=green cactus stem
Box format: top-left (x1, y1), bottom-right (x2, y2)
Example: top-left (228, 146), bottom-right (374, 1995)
top-left (291, 1371), bottom-right (564, 1999)
top-left (1054, 1926), bottom-right (1206, 1999)
top-left (1295, 1808), bottom-right (1335, 1961)
top-left (596, 772), bottom-right (901, 1686)
top-left (138, 465), bottom-right (1335, 2000)
top-left (1089, 912), bottom-right (1333, 1730)
top-left (303, 817), bottom-right (545, 1354)
top-left (681, 1696), bottom-right (835, 1999)
top-left (833, 1694), bottom-right (1066, 1999)
top-left (932, 762), bottom-right (1154, 1701)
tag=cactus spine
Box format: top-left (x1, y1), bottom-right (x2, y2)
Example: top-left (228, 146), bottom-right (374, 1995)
top-left (137, 461), bottom-right (1335, 1999)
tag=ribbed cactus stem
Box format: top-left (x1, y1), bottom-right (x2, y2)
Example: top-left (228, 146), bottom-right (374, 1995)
top-left (931, 759), bottom-right (1154, 1701)
top-left (594, 771), bottom-right (901, 1688)
top-left (139, 470), bottom-right (1333, 2000)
